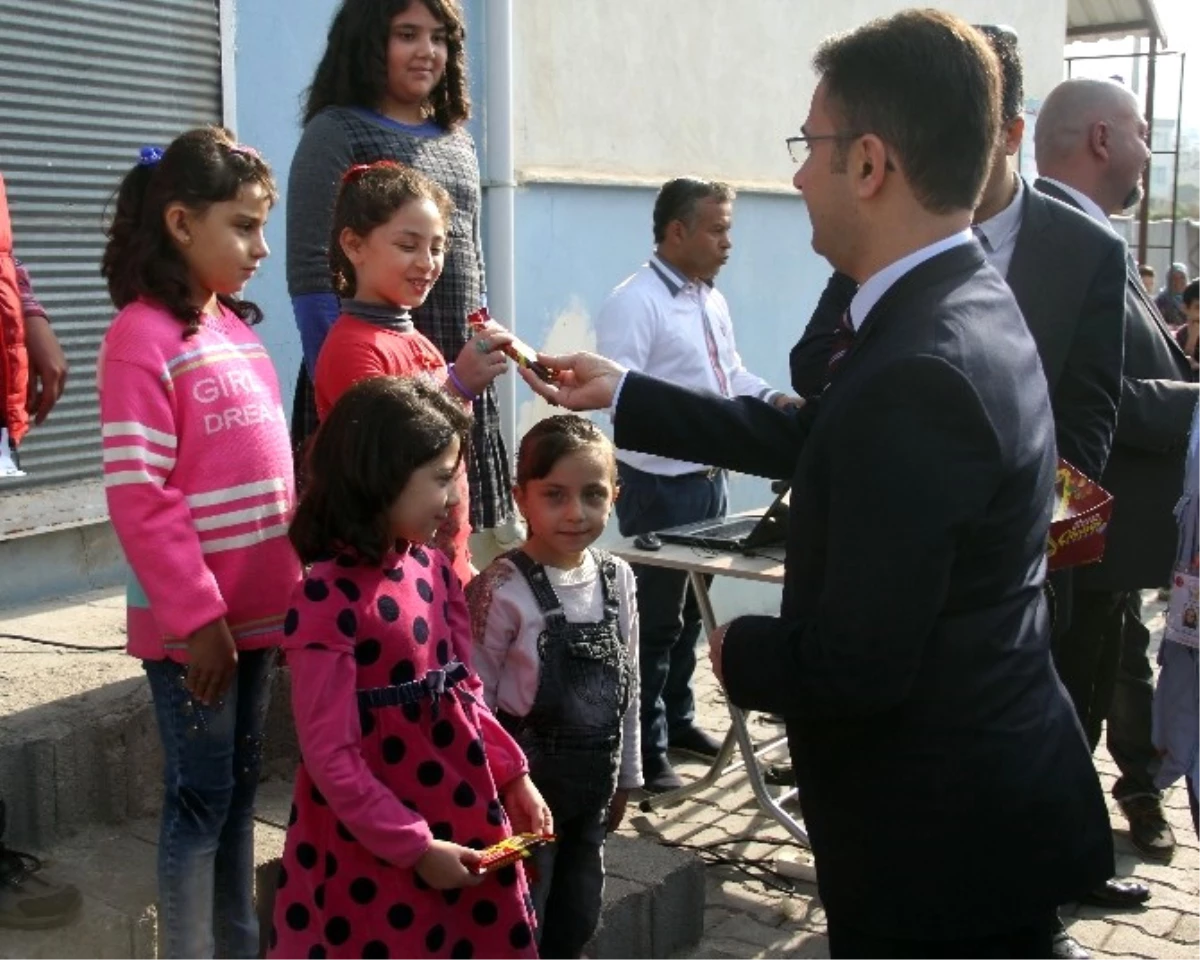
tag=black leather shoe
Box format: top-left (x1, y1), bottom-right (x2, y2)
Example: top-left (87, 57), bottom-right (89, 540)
top-left (1120, 795), bottom-right (1176, 862)
top-left (1051, 928), bottom-right (1090, 959)
top-left (641, 758), bottom-right (683, 794)
top-left (668, 725), bottom-right (722, 760)
top-left (1079, 877), bottom-right (1151, 908)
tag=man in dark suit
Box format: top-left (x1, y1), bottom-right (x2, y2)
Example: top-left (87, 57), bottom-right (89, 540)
top-left (1035, 77), bottom-right (1199, 865)
top-left (521, 11), bottom-right (1112, 956)
top-left (787, 29), bottom-right (1139, 941)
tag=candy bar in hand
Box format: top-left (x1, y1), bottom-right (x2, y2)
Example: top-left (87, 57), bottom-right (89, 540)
top-left (469, 308), bottom-right (559, 382)
top-left (473, 833), bottom-right (554, 875)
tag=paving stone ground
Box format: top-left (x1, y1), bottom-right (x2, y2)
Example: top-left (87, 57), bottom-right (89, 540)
top-left (612, 591), bottom-right (1199, 959)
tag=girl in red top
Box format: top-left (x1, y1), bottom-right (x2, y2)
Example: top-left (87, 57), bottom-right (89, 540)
top-left (314, 161), bottom-right (512, 583)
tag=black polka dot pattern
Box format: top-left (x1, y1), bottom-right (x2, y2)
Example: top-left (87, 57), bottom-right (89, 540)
top-left (296, 843), bottom-right (317, 869)
top-left (303, 578), bottom-right (329, 602)
top-left (425, 924), bottom-right (446, 951)
top-left (303, 642), bottom-right (328, 651)
top-left (336, 821), bottom-right (356, 844)
top-left (384, 566), bottom-right (404, 583)
top-left (416, 579), bottom-right (434, 602)
top-left (355, 638), bottom-right (381, 665)
top-left (486, 799), bottom-right (504, 826)
top-left (324, 852), bottom-right (337, 878)
top-left (336, 609), bottom-right (357, 637)
top-left (324, 916), bottom-right (350, 946)
top-left (441, 565), bottom-right (452, 586)
top-left (417, 760), bottom-right (445, 786)
top-left (467, 738), bottom-right (486, 767)
top-left (350, 876), bottom-right (378, 904)
top-left (308, 945), bottom-right (326, 959)
top-left (412, 546), bottom-right (430, 566)
top-left (496, 863), bottom-right (518, 887)
top-left (391, 659), bottom-right (416, 685)
top-left (314, 883), bottom-right (325, 910)
top-left (388, 902), bottom-right (414, 930)
top-left (310, 785), bottom-right (326, 806)
top-left (412, 617), bottom-right (430, 644)
top-left (378, 595), bottom-right (400, 622)
top-left (362, 941), bottom-right (389, 959)
top-left (288, 804), bottom-right (298, 826)
top-left (402, 702), bottom-right (421, 723)
top-left (283, 608), bottom-right (299, 635)
top-left (472, 899), bottom-right (498, 926)
top-left (430, 821), bottom-right (454, 841)
top-left (360, 707), bottom-right (376, 737)
top-left (437, 639), bottom-right (451, 665)
top-left (451, 938), bottom-right (474, 958)
top-left (277, 864), bottom-right (288, 889)
top-left (442, 887), bottom-right (462, 906)
top-left (453, 781), bottom-right (477, 808)
top-left (432, 720), bottom-right (455, 748)
top-left (510, 920), bottom-right (532, 949)
top-left (382, 736), bottom-right (406, 765)
top-left (285, 902), bottom-right (310, 931)
top-left (334, 578), bottom-right (361, 602)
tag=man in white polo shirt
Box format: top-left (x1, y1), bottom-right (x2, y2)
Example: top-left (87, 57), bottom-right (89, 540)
top-left (596, 178), bottom-right (795, 792)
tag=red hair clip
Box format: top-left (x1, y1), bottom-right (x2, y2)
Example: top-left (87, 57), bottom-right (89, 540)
top-left (341, 160), bottom-right (401, 185)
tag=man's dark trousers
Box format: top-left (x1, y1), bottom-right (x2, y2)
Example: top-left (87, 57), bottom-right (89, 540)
top-left (615, 462), bottom-right (726, 768)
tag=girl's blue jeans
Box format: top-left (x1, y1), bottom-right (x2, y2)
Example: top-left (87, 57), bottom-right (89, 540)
top-left (143, 648), bottom-right (276, 959)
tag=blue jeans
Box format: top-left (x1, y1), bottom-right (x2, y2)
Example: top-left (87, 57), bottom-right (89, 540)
top-left (615, 463), bottom-right (727, 769)
top-left (144, 648), bottom-right (277, 959)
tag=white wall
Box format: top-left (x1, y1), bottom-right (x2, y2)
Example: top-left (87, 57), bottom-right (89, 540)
top-left (513, 0), bottom-right (1068, 185)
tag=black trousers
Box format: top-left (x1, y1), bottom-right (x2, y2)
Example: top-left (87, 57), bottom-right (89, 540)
top-left (1053, 588), bottom-right (1160, 801)
top-left (827, 911), bottom-right (1058, 959)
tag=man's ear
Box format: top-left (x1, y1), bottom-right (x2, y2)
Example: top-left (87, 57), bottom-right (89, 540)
top-left (854, 134), bottom-right (890, 199)
top-left (1088, 120), bottom-right (1111, 162)
top-left (1004, 116), bottom-right (1025, 157)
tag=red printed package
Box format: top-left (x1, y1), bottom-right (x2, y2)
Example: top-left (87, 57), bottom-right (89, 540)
top-left (472, 833), bottom-right (554, 875)
top-left (1047, 459), bottom-right (1113, 571)
top-left (468, 307), bottom-right (558, 382)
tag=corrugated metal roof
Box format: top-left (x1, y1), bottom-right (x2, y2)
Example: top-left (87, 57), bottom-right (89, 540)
top-left (1067, 0), bottom-right (1168, 45)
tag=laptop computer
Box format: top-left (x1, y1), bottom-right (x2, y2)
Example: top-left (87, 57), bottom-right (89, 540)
top-left (656, 483), bottom-right (790, 552)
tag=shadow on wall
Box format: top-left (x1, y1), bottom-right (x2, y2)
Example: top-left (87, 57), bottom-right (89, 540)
top-left (516, 295), bottom-right (600, 439)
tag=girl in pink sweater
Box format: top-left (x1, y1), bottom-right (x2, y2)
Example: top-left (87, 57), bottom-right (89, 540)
top-left (97, 127), bottom-right (300, 959)
top-left (271, 376), bottom-right (549, 959)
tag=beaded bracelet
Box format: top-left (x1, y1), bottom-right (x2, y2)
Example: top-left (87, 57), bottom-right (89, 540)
top-left (446, 363), bottom-right (478, 402)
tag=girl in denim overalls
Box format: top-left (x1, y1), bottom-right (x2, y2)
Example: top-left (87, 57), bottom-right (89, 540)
top-left (469, 416), bottom-right (642, 958)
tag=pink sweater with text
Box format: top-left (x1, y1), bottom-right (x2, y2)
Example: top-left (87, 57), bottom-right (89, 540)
top-left (98, 298), bottom-right (301, 661)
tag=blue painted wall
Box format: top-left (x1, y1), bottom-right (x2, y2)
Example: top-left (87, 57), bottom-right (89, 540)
top-left (233, 0), bottom-right (337, 407)
top-left (511, 181), bottom-right (824, 516)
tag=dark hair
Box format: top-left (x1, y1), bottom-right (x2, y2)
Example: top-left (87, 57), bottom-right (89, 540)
top-left (813, 9), bottom-right (1000, 214)
top-left (515, 415), bottom-right (615, 487)
top-left (652, 178), bottom-right (735, 245)
top-left (100, 127), bottom-right (277, 337)
top-left (304, 0), bottom-right (470, 129)
top-left (290, 376), bottom-right (471, 566)
top-left (331, 161), bottom-right (454, 297)
top-left (1184, 279), bottom-right (1199, 308)
top-left (975, 25), bottom-right (1023, 125)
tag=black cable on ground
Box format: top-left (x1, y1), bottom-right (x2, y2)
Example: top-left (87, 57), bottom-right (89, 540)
top-left (654, 829), bottom-right (815, 895)
top-left (0, 632), bottom-right (125, 652)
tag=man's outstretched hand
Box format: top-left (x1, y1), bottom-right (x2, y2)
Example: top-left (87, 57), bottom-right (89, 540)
top-left (517, 352), bottom-right (627, 412)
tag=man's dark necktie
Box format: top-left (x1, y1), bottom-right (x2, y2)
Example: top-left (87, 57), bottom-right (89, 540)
top-left (827, 309), bottom-right (856, 376)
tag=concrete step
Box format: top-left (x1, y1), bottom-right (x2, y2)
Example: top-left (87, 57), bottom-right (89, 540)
top-left (3, 779), bottom-right (702, 959)
top-left (0, 587), bottom-right (300, 850)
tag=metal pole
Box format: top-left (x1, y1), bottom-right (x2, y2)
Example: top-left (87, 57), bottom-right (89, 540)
top-left (1169, 52), bottom-right (1186, 265)
top-left (1138, 32), bottom-right (1158, 267)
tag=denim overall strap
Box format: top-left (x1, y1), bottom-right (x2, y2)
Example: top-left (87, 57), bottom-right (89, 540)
top-left (504, 549), bottom-right (569, 628)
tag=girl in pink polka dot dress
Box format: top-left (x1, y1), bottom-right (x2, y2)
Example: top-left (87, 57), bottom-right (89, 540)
top-left (269, 376), bottom-right (551, 959)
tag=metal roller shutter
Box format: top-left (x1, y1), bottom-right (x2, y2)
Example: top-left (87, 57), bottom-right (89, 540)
top-left (0, 0), bottom-right (222, 494)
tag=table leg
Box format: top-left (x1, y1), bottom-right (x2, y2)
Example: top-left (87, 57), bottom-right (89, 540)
top-left (640, 570), bottom-right (810, 848)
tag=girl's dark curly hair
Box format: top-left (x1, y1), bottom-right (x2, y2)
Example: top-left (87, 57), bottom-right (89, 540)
top-left (290, 375), bottom-right (472, 566)
top-left (303, 0), bottom-right (470, 130)
top-left (331, 160), bottom-right (454, 297)
top-left (100, 126), bottom-right (277, 338)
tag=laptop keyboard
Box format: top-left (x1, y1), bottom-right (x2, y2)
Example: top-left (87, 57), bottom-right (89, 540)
top-left (690, 517), bottom-right (760, 540)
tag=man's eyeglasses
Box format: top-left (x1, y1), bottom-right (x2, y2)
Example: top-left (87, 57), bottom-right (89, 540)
top-left (786, 133), bottom-right (895, 170)
top-left (786, 133), bottom-right (863, 164)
